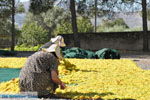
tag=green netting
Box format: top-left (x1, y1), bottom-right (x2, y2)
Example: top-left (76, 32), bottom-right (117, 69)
top-left (0, 68), bottom-right (21, 82)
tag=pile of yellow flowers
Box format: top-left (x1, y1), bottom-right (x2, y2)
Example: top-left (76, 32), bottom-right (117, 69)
top-left (0, 78), bottom-right (19, 94)
top-left (0, 58), bottom-right (150, 99)
top-left (0, 57), bottom-right (26, 68)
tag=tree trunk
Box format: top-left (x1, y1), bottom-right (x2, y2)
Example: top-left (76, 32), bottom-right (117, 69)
top-left (11, 0), bottom-right (15, 51)
top-left (95, 0), bottom-right (97, 32)
top-left (142, 0), bottom-right (148, 51)
top-left (70, 0), bottom-right (78, 33)
top-left (70, 0), bottom-right (80, 47)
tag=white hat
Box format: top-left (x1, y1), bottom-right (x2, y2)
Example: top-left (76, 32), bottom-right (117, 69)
top-left (43, 35), bottom-right (66, 60)
top-left (50, 35), bottom-right (66, 47)
top-left (43, 44), bottom-right (63, 60)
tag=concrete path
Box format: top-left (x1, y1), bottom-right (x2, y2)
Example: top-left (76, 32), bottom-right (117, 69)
top-left (121, 53), bottom-right (150, 70)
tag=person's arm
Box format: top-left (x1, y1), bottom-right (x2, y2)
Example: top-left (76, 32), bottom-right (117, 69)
top-left (51, 70), bottom-right (66, 89)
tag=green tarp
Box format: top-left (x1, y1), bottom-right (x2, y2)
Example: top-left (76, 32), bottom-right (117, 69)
top-left (95, 48), bottom-right (120, 59)
top-left (62, 47), bottom-right (120, 59)
top-left (62, 47), bottom-right (95, 59)
top-left (0, 68), bottom-right (21, 82)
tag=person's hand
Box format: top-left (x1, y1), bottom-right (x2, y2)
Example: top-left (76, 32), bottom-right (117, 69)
top-left (60, 82), bottom-right (66, 89)
top-left (59, 57), bottom-right (65, 61)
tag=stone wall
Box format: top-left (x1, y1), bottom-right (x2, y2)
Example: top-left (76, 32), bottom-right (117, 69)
top-left (1, 32), bottom-right (149, 51)
top-left (61, 31), bottom-right (149, 51)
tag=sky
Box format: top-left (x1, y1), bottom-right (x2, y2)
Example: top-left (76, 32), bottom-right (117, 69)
top-left (20, 0), bottom-right (29, 2)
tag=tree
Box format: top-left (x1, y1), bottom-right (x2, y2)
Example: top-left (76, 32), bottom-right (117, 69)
top-left (70, 0), bottom-right (80, 47)
top-left (54, 17), bottom-right (94, 34)
top-left (30, 0), bottom-right (78, 31)
top-left (11, 0), bottom-right (15, 51)
top-left (147, 8), bottom-right (150, 20)
top-left (142, 0), bottom-right (148, 51)
top-left (97, 18), bottom-right (129, 32)
top-left (24, 7), bottom-right (70, 38)
top-left (0, 0), bottom-right (26, 51)
top-left (18, 22), bottom-right (49, 46)
top-left (70, 0), bottom-right (78, 34)
top-left (0, 0), bottom-right (25, 28)
top-left (94, 0), bottom-right (97, 32)
top-left (29, 0), bottom-right (71, 38)
top-left (28, 0), bottom-right (149, 51)
top-left (16, 3), bottom-right (25, 13)
top-left (0, 0), bottom-right (12, 35)
top-left (29, 0), bottom-right (54, 14)
top-left (0, 0), bottom-right (12, 19)
top-left (76, 0), bottom-right (141, 18)
top-left (11, 0), bottom-right (25, 51)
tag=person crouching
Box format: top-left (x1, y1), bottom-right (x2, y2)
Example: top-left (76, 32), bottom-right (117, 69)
top-left (19, 36), bottom-right (66, 98)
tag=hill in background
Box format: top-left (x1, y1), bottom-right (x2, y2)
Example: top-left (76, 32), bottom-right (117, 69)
top-left (15, 1), bottom-right (147, 30)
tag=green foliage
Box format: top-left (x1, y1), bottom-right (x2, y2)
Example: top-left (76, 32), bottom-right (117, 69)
top-left (147, 8), bottom-right (150, 21)
top-left (29, 0), bottom-right (54, 14)
top-left (101, 18), bottom-right (128, 28)
top-left (1, 44), bottom-right (42, 51)
top-left (0, 0), bottom-right (12, 19)
top-left (0, 0), bottom-right (25, 35)
top-left (18, 22), bottom-right (49, 46)
top-left (76, 0), bottom-right (140, 18)
top-left (54, 17), bottom-right (94, 34)
top-left (0, 19), bottom-right (12, 34)
top-left (97, 18), bottom-right (131, 32)
top-left (97, 25), bottom-right (142, 32)
top-left (15, 44), bottom-right (41, 51)
top-left (54, 21), bottom-right (72, 34)
top-left (24, 7), bottom-right (70, 37)
top-left (0, 0), bottom-right (12, 35)
top-left (97, 25), bottom-right (127, 32)
top-left (124, 27), bottom-right (142, 31)
top-left (0, 19), bottom-right (20, 35)
top-left (77, 17), bottom-right (94, 33)
top-left (16, 3), bottom-right (25, 13)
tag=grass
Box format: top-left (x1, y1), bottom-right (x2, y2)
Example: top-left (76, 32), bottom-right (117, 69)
top-left (0, 45), bottom-right (41, 51)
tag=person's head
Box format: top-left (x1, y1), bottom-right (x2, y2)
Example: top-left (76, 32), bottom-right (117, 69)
top-left (43, 35), bottom-right (66, 60)
top-left (50, 35), bottom-right (66, 47)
